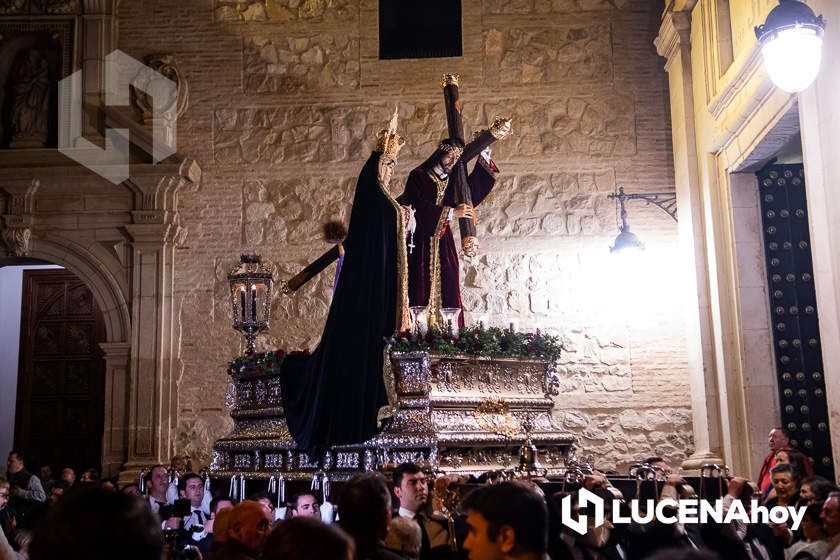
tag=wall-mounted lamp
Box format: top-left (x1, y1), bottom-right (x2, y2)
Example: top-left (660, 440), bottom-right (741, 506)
top-left (607, 187), bottom-right (678, 253)
top-left (755, 0), bottom-right (826, 93)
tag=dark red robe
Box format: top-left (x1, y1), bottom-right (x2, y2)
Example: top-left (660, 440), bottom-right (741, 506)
top-left (397, 157), bottom-right (498, 327)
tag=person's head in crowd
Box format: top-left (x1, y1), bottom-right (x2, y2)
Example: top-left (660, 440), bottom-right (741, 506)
top-left (338, 472), bottom-right (392, 545)
top-left (290, 492), bottom-right (321, 518)
top-left (121, 483), bottom-right (142, 497)
top-left (462, 481), bottom-right (548, 560)
top-left (145, 464), bottom-right (168, 499)
top-left (170, 454), bottom-right (191, 477)
top-left (643, 456), bottom-right (673, 477)
top-left (211, 495), bottom-right (235, 516)
top-left (80, 468), bottom-right (99, 483)
top-left (6, 451), bottom-right (25, 474)
top-left (262, 516), bottom-right (355, 560)
top-left (0, 478), bottom-right (9, 509)
top-left (800, 475), bottom-right (838, 504)
top-left (768, 427), bottom-right (791, 453)
top-left (178, 472), bottom-right (204, 509)
top-left (384, 516), bottom-right (422, 560)
top-left (774, 448), bottom-right (792, 464)
top-left (38, 465), bottom-right (52, 482)
top-left (60, 467), bottom-right (76, 485)
top-left (226, 500), bottom-right (272, 553)
top-left (773, 447), bottom-right (810, 479)
top-left (249, 490), bottom-right (275, 518)
top-left (100, 479), bottom-right (116, 491)
top-left (213, 506), bottom-right (234, 543)
top-left (821, 492), bottom-right (840, 538)
top-left (392, 462), bottom-right (428, 515)
top-left (205, 495), bottom-right (235, 535)
top-left (28, 485), bottom-right (163, 560)
top-left (770, 463), bottom-right (799, 504)
top-left (15, 530), bottom-right (32, 556)
top-left (49, 480), bottom-right (70, 506)
top-left (799, 503), bottom-right (826, 542)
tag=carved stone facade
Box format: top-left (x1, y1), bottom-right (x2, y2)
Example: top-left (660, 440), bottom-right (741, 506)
top-left (0, 0), bottom-right (689, 476)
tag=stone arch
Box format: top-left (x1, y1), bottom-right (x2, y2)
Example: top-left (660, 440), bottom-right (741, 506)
top-left (24, 235), bottom-right (133, 477)
top-left (27, 236), bottom-right (130, 343)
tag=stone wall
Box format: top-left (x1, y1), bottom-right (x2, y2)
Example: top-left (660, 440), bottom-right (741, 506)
top-left (117, 0), bottom-right (692, 473)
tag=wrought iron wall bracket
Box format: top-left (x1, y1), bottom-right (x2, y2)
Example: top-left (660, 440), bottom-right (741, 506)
top-left (608, 187), bottom-right (678, 223)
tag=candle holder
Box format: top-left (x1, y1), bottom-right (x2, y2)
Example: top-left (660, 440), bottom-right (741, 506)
top-left (439, 307), bottom-right (462, 340)
top-left (409, 306), bottom-right (429, 338)
top-left (228, 254), bottom-right (274, 354)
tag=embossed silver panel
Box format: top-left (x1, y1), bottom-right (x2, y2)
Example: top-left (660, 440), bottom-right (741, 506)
top-left (211, 351), bottom-right (575, 481)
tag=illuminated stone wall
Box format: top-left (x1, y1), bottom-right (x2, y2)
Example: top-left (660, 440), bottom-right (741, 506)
top-left (117, 0), bottom-right (692, 472)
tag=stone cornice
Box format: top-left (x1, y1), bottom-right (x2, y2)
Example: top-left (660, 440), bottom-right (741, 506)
top-left (707, 46), bottom-right (767, 119)
top-left (655, 10), bottom-right (691, 71)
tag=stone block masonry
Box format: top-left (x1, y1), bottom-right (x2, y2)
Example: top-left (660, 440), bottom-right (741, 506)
top-left (116, 0), bottom-right (691, 473)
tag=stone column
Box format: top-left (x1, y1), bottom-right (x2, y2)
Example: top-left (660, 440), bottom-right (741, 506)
top-left (655, 9), bottom-right (725, 472)
top-left (100, 342), bottom-right (131, 479)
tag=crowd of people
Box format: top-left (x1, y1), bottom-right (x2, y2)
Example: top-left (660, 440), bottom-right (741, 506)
top-left (2, 428), bottom-right (840, 560)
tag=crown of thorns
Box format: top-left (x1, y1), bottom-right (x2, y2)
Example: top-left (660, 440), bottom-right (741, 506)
top-left (438, 142), bottom-right (463, 159)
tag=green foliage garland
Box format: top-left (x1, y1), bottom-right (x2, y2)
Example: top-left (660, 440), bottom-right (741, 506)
top-left (389, 326), bottom-right (561, 361)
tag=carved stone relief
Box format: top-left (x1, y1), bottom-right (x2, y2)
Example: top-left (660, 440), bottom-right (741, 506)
top-left (132, 54), bottom-right (189, 125)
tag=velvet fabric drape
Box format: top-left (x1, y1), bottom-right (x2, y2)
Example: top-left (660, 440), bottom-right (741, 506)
top-left (280, 152), bottom-right (403, 452)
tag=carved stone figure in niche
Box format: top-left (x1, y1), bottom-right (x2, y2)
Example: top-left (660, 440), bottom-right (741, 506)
top-left (9, 49), bottom-right (51, 148)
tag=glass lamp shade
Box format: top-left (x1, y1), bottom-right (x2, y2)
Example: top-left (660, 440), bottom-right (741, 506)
top-left (439, 307), bottom-right (462, 339)
top-left (610, 226), bottom-right (645, 253)
top-left (228, 254), bottom-right (274, 353)
top-left (756, 0), bottom-right (826, 93)
top-left (409, 305), bottom-right (429, 337)
top-left (761, 27), bottom-right (824, 92)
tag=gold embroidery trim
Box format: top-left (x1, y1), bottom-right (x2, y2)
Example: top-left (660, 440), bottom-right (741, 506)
top-left (427, 170), bottom-right (449, 205)
top-left (427, 206), bottom-right (450, 329)
top-left (378, 178), bottom-right (411, 333)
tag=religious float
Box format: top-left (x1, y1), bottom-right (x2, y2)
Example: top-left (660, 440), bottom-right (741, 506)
top-left (210, 326), bottom-right (576, 482)
top-left (211, 75), bottom-right (577, 485)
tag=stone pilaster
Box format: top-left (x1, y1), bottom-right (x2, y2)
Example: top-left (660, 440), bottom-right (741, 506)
top-left (100, 342), bottom-right (131, 478)
top-left (655, 9), bottom-right (725, 473)
top-left (121, 161), bottom-right (200, 470)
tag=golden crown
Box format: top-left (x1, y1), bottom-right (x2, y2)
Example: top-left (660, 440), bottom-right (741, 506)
top-left (440, 73), bottom-right (460, 89)
top-left (376, 107), bottom-right (405, 161)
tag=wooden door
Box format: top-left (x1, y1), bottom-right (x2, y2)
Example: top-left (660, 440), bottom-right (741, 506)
top-left (14, 269), bottom-right (106, 474)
